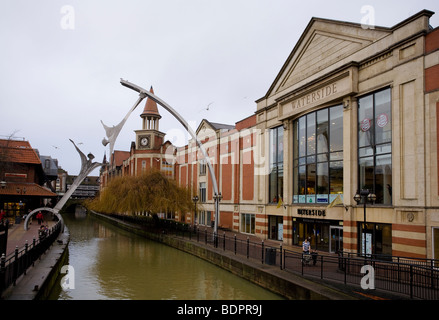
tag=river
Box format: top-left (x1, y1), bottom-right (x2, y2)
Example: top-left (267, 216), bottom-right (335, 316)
top-left (48, 211), bottom-right (284, 300)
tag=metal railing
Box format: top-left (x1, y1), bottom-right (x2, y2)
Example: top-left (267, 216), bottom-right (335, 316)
top-left (0, 221), bottom-right (62, 293)
top-left (102, 214), bottom-right (439, 300)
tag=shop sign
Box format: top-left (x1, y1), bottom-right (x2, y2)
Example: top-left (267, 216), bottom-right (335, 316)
top-left (292, 83), bottom-right (338, 111)
top-left (297, 209), bottom-right (326, 217)
top-left (376, 113), bottom-right (389, 127)
top-left (360, 118), bottom-right (371, 132)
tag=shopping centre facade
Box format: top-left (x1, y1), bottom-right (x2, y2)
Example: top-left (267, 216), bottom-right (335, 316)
top-left (101, 10), bottom-right (439, 260)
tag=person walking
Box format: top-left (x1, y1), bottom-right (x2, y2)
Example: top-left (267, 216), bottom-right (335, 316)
top-left (36, 211), bottom-right (43, 225)
top-left (302, 238), bottom-right (310, 254)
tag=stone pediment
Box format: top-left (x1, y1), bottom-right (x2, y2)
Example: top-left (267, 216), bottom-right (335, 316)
top-left (271, 18), bottom-right (391, 96)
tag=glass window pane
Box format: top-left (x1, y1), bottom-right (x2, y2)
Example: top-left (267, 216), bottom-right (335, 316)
top-left (330, 151), bottom-right (343, 161)
top-left (376, 154), bottom-right (392, 205)
top-left (329, 161), bottom-right (343, 194)
top-left (278, 126), bottom-right (284, 163)
top-left (330, 105), bottom-right (343, 152)
top-left (307, 113), bottom-right (316, 155)
top-left (317, 162), bottom-right (329, 197)
top-left (251, 214), bottom-right (255, 234)
top-left (317, 153), bottom-right (329, 162)
top-left (358, 95), bottom-right (374, 148)
top-left (293, 120), bottom-right (299, 159)
top-left (277, 164), bottom-right (284, 201)
top-left (375, 88), bottom-right (391, 145)
top-left (298, 165), bottom-right (306, 196)
top-left (376, 143), bottom-right (391, 155)
top-left (299, 117), bottom-right (306, 157)
top-left (269, 168), bottom-right (277, 203)
top-left (317, 109), bottom-right (329, 154)
top-left (359, 157), bottom-right (374, 191)
top-left (269, 129), bottom-right (276, 165)
top-left (306, 163), bottom-right (316, 195)
top-left (359, 146), bottom-right (374, 158)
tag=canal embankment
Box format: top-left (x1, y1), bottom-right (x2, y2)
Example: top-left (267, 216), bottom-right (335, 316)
top-left (1, 228), bottom-right (70, 300)
top-left (91, 211), bottom-right (357, 300)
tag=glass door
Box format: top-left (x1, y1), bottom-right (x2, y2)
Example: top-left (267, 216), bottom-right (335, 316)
top-left (330, 226), bottom-right (343, 253)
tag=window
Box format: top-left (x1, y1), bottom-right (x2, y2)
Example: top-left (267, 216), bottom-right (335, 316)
top-left (199, 182), bottom-right (206, 203)
top-left (241, 213), bottom-right (255, 234)
top-left (269, 126), bottom-right (284, 203)
top-left (198, 210), bottom-right (212, 226)
top-left (199, 159), bottom-right (206, 176)
top-left (358, 88), bottom-right (392, 205)
top-left (293, 105), bottom-right (343, 204)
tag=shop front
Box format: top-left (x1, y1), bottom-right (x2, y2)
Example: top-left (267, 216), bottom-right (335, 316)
top-left (292, 208), bottom-right (343, 253)
top-left (357, 222), bottom-right (392, 257)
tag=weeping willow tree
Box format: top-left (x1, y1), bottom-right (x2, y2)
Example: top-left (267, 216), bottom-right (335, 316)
top-left (87, 170), bottom-right (195, 218)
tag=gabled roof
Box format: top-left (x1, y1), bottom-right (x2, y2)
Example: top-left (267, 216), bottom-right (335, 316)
top-left (195, 119), bottom-right (235, 136)
top-left (111, 150), bottom-right (130, 167)
top-left (258, 10), bottom-right (434, 104)
top-left (0, 182), bottom-right (57, 197)
top-left (0, 139), bottom-right (41, 165)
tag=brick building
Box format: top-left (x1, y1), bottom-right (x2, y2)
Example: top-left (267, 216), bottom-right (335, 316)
top-left (0, 138), bottom-right (57, 219)
top-left (100, 10), bottom-right (439, 259)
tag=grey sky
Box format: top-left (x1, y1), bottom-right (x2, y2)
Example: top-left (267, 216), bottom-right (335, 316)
top-left (1, 0), bottom-right (437, 175)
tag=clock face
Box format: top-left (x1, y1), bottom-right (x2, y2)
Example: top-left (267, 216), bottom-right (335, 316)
top-left (140, 136), bottom-right (149, 147)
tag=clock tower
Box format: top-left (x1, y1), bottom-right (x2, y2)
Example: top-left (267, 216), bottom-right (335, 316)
top-left (135, 86), bottom-right (165, 150)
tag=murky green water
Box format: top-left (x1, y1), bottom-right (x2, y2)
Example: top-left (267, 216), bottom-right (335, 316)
top-left (48, 212), bottom-right (284, 300)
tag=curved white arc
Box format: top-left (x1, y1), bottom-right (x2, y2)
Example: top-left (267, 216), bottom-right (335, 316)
top-left (120, 79), bottom-right (220, 235)
top-left (120, 79), bottom-right (219, 196)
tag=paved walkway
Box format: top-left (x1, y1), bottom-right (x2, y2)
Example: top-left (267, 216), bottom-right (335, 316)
top-left (5, 213), bottom-right (56, 257)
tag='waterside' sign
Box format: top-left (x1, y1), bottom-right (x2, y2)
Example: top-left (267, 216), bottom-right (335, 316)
top-left (291, 83), bottom-right (337, 111)
top-left (278, 70), bottom-right (355, 120)
top-left (297, 209), bottom-right (326, 217)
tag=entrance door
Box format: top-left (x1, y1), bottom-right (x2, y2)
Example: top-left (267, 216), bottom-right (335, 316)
top-left (330, 226), bottom-right (343, 253)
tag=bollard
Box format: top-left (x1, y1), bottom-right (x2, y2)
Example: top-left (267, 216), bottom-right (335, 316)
top-left (24, 240), bottom-right (28, 275)
top-left (223, 232), bottom-right (226, 251)
top-left (246, 237), bottom-right (249, 259)
top-left (261, 240), bottom-right (264, 264)
top-left (280, 244), bottom-right (283, 270)
top-left (234, 234), bottom-right (237, 255)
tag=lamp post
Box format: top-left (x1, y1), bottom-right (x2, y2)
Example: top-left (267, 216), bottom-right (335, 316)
top-left (354, 189), bottom-right (376, 257)
top-left (192, 195), bottom-right (198, 231)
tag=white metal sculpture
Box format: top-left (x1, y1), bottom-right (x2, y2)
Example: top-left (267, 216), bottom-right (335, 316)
top-left (24, 139), bottom-right (102, 231)
top-left (120, 79), bottom-right (222, 236)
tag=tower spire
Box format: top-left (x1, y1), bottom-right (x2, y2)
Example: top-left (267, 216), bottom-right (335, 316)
top-left (140, 86), bottom-right (161, 130)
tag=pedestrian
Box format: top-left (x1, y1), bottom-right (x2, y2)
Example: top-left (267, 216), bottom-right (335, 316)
top-left (36, 211), bottom-right (43, 225)
top-left (302, 238), bottom-right (310, 254)
top-left (0, 209), bottom-right (5, 222)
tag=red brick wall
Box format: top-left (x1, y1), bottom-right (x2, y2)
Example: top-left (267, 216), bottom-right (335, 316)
top-left (426, 27), bottom-right (439, 54)
top-left (425, 64), bottom-right (439, 92)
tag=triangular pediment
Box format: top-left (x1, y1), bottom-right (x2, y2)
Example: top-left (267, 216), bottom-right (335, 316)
top-left (268, 18), bottom-right (391, 97)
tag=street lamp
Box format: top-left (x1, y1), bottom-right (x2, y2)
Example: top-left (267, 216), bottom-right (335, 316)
top-left (354, 189), bottom-right (376, 257)
top-left (192, 195), bottom-right (198, 231)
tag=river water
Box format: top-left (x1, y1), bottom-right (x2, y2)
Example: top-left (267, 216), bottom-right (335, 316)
top-left (48, 212), bottom-right (284, 300)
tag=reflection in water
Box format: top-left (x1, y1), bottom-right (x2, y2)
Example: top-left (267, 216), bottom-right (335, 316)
top-left (49, 212), bottom-right (283, 300)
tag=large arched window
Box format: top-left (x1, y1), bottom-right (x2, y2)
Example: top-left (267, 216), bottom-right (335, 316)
top-left (293, 104), bottom-right (343, 204)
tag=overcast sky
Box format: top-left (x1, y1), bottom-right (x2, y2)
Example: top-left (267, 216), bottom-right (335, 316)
top-left (1, 0), bottom-right (437, 175)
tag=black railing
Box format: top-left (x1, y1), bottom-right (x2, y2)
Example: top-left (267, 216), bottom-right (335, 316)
top-left (99, 213), bottom-right (439, 300)
top-left (0, 221), bottom-right (62, 294)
